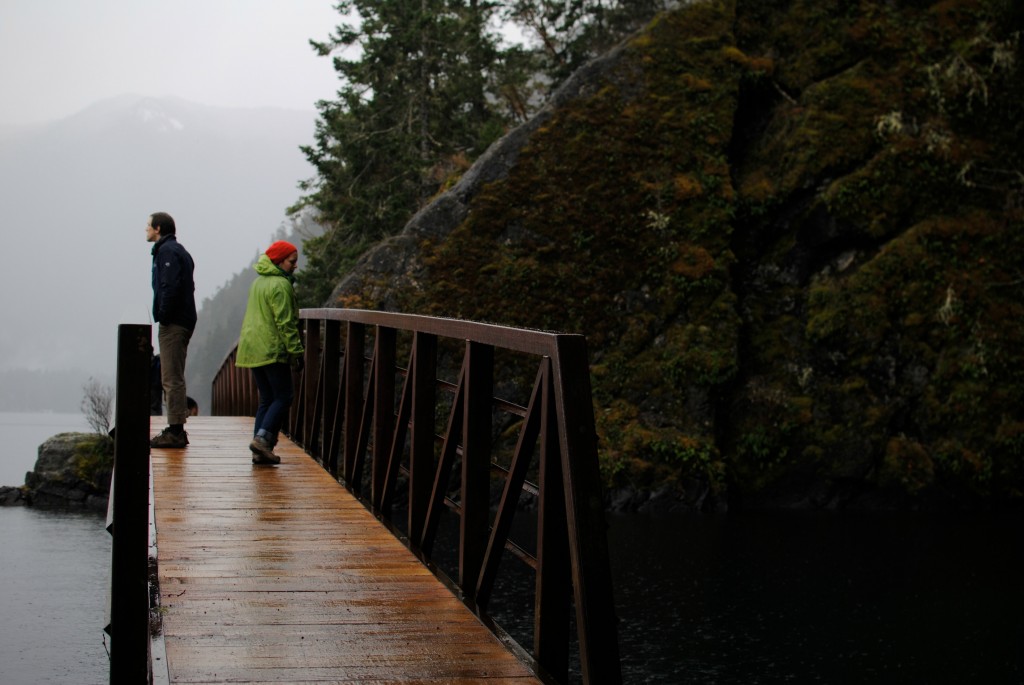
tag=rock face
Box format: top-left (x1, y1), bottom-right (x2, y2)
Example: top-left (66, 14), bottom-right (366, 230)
top-left (323, 1), bottom-right (1024, 511)
top-left (2, 432), bottom-right (114, 512)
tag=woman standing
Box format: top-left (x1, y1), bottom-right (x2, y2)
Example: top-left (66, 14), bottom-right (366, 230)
top-left (235, 240), bottom-right (304, 465)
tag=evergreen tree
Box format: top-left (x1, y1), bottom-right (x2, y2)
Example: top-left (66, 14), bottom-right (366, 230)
top-left (294, 0), bottom-right (668, 306)
top-left (296, 0), bottom-right (513, 305)
top-left (504, 0), bottom-right (668, 83)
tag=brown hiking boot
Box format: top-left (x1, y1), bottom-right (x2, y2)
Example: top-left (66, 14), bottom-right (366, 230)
top-left (150, 428), bottom-right (189, 448)
top-left (250, 436), bottom-right (280, 465)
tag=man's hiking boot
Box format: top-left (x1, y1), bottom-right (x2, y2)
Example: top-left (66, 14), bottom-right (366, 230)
top-left (150, 428), bottom-right (189, 448)
top-left (250, 436), bottom-right (280, 465)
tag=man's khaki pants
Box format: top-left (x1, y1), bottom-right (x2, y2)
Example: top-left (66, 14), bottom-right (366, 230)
top-left (158, 323), bottom-right (193, 425)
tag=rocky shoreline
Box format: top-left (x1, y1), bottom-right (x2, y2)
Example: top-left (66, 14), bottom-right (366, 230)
top-left (0, 432), bottom-right (113, 512)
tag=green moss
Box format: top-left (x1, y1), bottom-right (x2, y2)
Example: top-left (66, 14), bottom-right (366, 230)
top-left (72, 434), bottom-right (114, 487)
top-left (396, 3), bottom-right (747, 485)
top-left (332, 0), bottom-right (1024, 506)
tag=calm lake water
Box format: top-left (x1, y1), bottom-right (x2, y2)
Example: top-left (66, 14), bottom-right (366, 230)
top-left (600, 510), bottom-right (1024, 684)
top-left (1, 411), bottom-right (1022, 683)
top-left (0, 411), bottom-right (109, 685)
top-left (0, 507), bottom-right (110, 685)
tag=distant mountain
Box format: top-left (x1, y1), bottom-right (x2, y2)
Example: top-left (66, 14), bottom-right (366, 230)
top-left (0, 94), bottom-right (319, 409)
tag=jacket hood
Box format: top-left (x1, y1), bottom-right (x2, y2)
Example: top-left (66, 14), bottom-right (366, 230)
top-left (254, 253), bottom-right (294, 281)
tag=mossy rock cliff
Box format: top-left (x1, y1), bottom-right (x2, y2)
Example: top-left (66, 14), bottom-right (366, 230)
top-left (326, 0), bottom-right (1024, 510)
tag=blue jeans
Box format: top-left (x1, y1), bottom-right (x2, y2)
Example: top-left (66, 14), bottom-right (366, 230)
top-left (251, 363), bottom-right (293, 443)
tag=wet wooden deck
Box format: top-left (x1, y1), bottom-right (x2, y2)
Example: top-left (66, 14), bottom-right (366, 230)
top-left (150, 416), bottom-right (543, 684)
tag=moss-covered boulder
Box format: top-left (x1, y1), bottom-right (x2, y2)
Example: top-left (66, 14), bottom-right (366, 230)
top-left (325, 0), bottom-right (1024, 511)
top-left (20, 432), bottom-right (113, 511)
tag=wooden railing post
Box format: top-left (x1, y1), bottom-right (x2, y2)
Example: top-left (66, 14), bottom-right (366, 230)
top-left (108, 323), bottom-right (152, 684)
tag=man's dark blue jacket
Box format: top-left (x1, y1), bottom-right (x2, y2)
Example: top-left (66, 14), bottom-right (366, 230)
top-left (151, 235), bottom-right (197, 331)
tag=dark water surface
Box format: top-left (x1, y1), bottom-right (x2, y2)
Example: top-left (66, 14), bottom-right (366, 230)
top-left (0, 506), bottom-right (110, 685)
top-left (603, 510), bottom-right (1023, 684)
top-left (478, 509), bottom-right (1023, 684)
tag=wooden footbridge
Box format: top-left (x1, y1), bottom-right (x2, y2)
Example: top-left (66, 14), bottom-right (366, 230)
top-left (107, 310), bottom-right (621, 684)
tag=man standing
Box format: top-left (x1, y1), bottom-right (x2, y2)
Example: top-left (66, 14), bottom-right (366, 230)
top-left (146, 212), bottom-right (196, 448)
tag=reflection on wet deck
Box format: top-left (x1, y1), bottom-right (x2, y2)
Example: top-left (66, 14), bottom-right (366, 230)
top-left (150, 416), bottom-right (541, 684)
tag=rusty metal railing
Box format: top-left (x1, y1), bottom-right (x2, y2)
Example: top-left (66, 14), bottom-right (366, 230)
top-left (210, 345), bottom-right (258, 416)
top-left (212, 309), bottom-right (621, 684)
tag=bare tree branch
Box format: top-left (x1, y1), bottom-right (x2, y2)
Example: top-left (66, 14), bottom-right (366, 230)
top-left (81, 378), bottom-right (114, 435)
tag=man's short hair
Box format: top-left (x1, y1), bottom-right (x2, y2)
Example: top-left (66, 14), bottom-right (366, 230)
top-left (150, 212), bottom-right (176, 236)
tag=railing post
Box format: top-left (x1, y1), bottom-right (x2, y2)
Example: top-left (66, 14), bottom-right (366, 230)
top-left (371, 326), bottom-right (396, 510)
top-left (535, 360), bottom-right (571, 680)
top-left (343, 322), bottom-right (365, 488)
top-left (301, 319), bottom-right (320, 449)
top-left (108, 323), bottom-right (152, 684)
top-left (552, 335), bottom-right (621, 685)
top-left (460, 341), bottom-right (493, 598)
top-left (407, 332), bottom-right (437, 545)
top-left (288, 319), bottom-right (306, 440)
top-left (322, 319), bottom-right (341, 475)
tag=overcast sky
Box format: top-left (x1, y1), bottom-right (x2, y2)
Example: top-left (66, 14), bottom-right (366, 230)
top-left (0, 0), bottom-right (343, 125)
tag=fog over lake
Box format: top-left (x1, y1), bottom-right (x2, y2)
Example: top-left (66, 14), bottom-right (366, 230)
top-left (0, 95), bottom-right (319, 406)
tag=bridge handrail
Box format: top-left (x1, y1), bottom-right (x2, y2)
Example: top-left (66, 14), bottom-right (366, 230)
top-left (212, 308), bottom-right (621, 685)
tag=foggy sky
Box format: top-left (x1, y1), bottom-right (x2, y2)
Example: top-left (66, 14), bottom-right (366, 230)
top-left (0, 1), bottom-right (346, 382)
top-left (0, 0), bottom-right (341, 126)
top-left (0, 96), bottom-right (318, 376)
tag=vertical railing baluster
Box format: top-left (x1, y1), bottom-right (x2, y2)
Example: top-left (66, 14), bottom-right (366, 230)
top-left (371, 326), bottom-right (396, 510)
top-left (476, 362), bottom-right (547, 610)
top-left (288, 319), bottom-right (306, 440)
top-left (343, 321), bottom-right (365, 487)
top-left (408, 332), bottom-right (437, 547)
top-left (322, 319), bottom-right (341, 474)
top-left (382, 355), bottom-right (413, 513)
top-left (301, 319), bottom-right (320, 450)
top-left (460, 340), bottom-right (493, 599)
top-left (420, 362), bottom-right (465, 556)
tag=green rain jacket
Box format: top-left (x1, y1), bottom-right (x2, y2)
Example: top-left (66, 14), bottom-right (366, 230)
top-left (236, 254), bottom-right (304, 368)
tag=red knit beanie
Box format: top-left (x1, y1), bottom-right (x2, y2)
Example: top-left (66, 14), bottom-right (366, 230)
top-left (265, 240), bottom-right (298, 264)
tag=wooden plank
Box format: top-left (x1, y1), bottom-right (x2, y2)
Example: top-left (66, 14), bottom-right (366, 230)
top-left (151, 416), bottom-right (542, 684)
